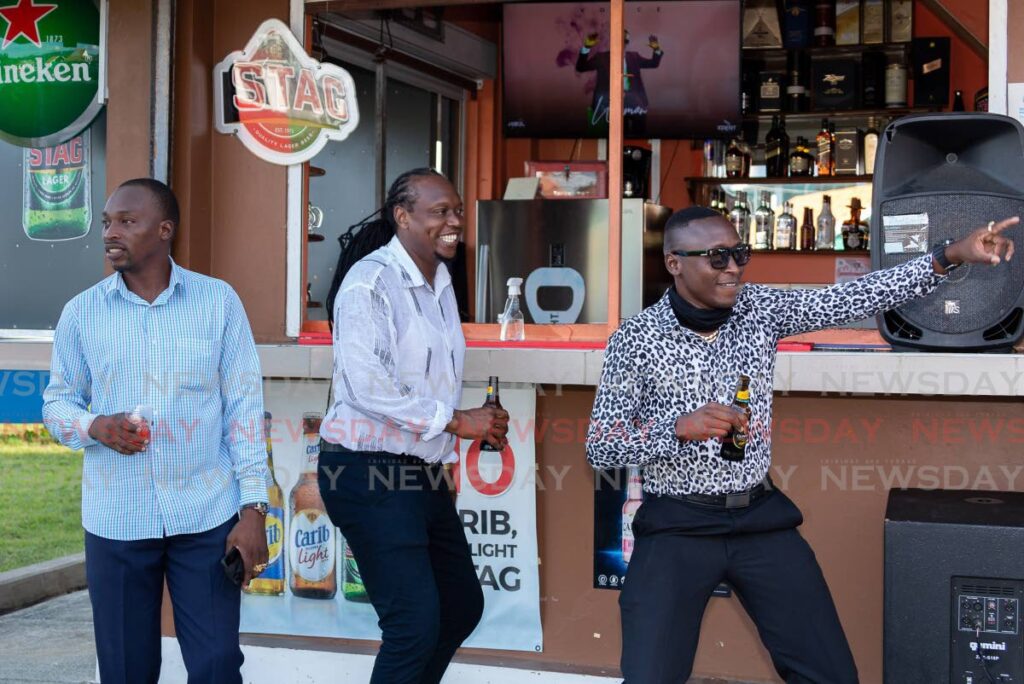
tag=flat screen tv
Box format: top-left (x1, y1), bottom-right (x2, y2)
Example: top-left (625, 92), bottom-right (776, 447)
top-left (502, 0), bottom-right (741, 139)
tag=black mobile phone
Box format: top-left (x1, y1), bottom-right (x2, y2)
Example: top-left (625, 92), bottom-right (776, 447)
top-left (221, 546), bottom-right (244, 587)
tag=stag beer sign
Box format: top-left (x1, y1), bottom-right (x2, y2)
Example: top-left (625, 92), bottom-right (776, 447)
top-left (213, 19), bottom-right (359, 165)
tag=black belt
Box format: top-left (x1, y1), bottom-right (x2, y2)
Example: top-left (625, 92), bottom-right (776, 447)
top-left (319, 441), bottom-right (436, 467)
top-left (659, 477), bottom-right (773, 509)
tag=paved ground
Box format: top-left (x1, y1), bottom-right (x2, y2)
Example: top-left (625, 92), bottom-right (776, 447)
top-left (0, 591), bottom-right (95, 684)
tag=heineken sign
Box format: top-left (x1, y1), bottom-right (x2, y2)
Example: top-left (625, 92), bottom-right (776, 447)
top-left (0, 0), bottom-right (105, 147)
top-left (214, 19), bottom-right (360, 166)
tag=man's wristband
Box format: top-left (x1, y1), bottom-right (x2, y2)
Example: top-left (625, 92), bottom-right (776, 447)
top-left (241, 502), bottom-right (268, 518)
top-left (932, 239), bottom-right (960, 273)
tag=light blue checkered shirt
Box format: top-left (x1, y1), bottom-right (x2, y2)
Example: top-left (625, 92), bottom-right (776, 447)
top-left (43, 259), bottom-right (268, 541)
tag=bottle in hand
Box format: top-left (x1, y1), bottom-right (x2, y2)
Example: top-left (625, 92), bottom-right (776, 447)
top-left (480, 376), bottom-right (503, 452)
top-left (720, 374), bottom-right (751, 462)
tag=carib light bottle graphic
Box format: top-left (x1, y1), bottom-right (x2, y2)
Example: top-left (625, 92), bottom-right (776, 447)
top-left (289, 412), bottom-right (336, 599)
top-left (244, 412), bottom-right (286, 596)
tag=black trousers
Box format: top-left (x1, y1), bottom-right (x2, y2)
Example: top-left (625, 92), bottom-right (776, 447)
top-left (318, 445), bottom-right (484, 684)
top-left (620, 490), bottom-right (858, 684)
top-left (84, 517), bottom-right (242, 684)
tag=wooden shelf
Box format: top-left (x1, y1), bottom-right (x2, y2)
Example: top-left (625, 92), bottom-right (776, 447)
top-left (688, 176), bottom-right (872, 185)
top-left (742, 42), bottom-right (912, 58)
top-left (742, 107), bottom-right (937, 124)
top-left (752, 249), bottom-right (870, 256)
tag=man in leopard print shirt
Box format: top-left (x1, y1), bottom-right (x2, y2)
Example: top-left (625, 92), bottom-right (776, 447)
top-left (587, 207), bottom-right (1018, 683)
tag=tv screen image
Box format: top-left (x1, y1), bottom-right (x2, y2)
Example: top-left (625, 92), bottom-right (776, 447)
top-left (502, 0), bottom-right (741, 140)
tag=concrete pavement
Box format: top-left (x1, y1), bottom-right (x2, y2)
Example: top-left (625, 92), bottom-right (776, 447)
top-left (0, 591), bottom-right (95, 684)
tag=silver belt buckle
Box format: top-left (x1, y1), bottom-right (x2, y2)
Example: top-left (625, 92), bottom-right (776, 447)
top-left (725, 491), bottom-right (751, 508)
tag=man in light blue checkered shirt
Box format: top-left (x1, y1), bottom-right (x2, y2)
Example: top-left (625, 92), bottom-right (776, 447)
top-left (43, 178), bottom-right (269, 684)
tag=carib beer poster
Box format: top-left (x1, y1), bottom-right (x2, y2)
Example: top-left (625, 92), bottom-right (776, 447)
top-left (243, 380), bottom-right (543, 653)
top-left (593, 466), bottom-right (642, 589)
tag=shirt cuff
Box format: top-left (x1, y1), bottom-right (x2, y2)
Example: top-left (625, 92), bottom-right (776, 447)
top-left (77, 413), bottom-right (100, 448)
top-left (238, 476), bottom-right (268, 506)
top-left (424, 401), bottom-right (455, 442)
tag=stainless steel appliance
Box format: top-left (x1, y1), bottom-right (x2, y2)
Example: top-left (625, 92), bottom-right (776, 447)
top-left (475, 198), bottom-right (671, 325)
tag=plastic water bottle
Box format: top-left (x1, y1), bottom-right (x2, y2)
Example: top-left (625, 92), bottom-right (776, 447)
top-left (499, 277), bottom-right (525, 342)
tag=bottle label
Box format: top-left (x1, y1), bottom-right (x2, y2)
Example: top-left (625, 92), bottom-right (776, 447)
top-left (725, 155), bottom-right (743, 173)
top-left (290, 510), bottom-right (335, 582)
top-left (732, 429), bottom-right (749, 449)
top-left (263, 508), bottom-right (285, 580)
top-left (621, 512), bottom-right (636, 562)
top-left (760, 82), bottom-right (780, 100)
top-left (791, 156), bottom-right (811, 174)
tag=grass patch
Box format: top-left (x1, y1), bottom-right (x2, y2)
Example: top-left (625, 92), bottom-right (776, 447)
top-left (0, 438), bottom-right (83, 572)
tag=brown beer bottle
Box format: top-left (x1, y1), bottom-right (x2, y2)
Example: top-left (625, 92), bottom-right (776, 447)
top-left (480, 376), bottom-right (502, 452)
top-left (720, 375), bottom-right (752, 462)
top-left (289, 413), bottom-right (337, 599)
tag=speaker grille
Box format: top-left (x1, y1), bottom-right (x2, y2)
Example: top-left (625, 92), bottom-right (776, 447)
top-left (878, 194), bottom-right (1024, 333)
top-left (961, 584), bottom-right (1017, 597)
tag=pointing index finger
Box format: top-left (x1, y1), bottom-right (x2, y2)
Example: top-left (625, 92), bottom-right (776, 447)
top-left (989, 216), bottom-right (1021, 235)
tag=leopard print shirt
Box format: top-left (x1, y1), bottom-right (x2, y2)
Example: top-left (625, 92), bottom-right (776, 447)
top-left (586, 254), bottom-right (944, 496)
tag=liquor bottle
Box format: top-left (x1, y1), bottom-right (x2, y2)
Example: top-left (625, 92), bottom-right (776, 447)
top-left (480, 376), bottom-right (503, 452)
top-left (816, 194), bottom-right (836, 250)
top-left (815, 118), bottom-right (833, 176)
top-left (289, 413), bottom-right (337, 599)
top-left (863, 117), bottom-right (880, 175)
top-left (709, 188), bottom-right (720, 214)
top-left (340, 535), bottom-right (370, 602)
top-left (725, 138), bottom-right (746, 178)
top-left (953, 89), bottom-right (966, 111)
top-left (719, 374), bottom-right (752, 462)
top-left (728, 191), bottom-right (751, 243)
top-left (785, 50), bottom-right (810, 113)
top-left (621, 466), bottom-right (643, 564)
top-left (775, 202), bottom-right (796, 251)
top-left (800, 207), bottom-right (816, 251)
top-left (813, 0), bottom-right (836, 47)
top-left (765, 115), bottom-right (790, 178)
top-left (841, 197), bottom-right (868, 250)
top-left (789, 137), bottom-right (814, 177)
top-left (753, 191), bottom-right (775, 251)
top-left (23, 131), bottom-right (92, 241)
top-left (245, 412), bottom-right (286, 596)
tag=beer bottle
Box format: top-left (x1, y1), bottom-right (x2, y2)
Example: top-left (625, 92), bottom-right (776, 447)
top-left (245, 412), bottom-right (286, 596)
top-left (23, 132), bottom-right (91, 241)
top-left (480, 376), bottom-right (502, 453)
top-left (289, 413), bottom-right (336, 599)
top-left (621, 466), bottom-right (643, 563)
top-left (340, 534), bottom-right (370, 602)
top-left (720, 375), bottom-right (752, 462)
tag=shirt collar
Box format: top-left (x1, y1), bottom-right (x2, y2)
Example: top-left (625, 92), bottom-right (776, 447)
top-left (104, 256), bottom-right (184, 304)
top-left (386, 236), bottom-right (452, 294)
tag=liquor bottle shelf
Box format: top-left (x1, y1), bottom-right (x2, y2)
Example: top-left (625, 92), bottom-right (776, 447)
top-left (750, 249), bottom-right (870, 256)
top-left (741, 42), bottom-right (912, 59)
top-left (687, 176), bottom-right (872, 185)
top-left (742, 107), bottom-right (938, 124)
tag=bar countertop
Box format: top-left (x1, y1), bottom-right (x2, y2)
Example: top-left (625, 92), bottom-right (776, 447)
top-left (3, 340), bottom-right (1023, 397)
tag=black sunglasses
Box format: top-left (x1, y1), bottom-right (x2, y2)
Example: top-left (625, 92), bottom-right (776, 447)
top-left (671, 244), bottom-right (752, 269)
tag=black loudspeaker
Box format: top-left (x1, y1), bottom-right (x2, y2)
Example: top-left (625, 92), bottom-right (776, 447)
top-left (885, 489), bottom-right (1024, 684)
top-left (872, 114), bottom-right (1024, 351)
top-left (623, 146), bottom-right (652, 199)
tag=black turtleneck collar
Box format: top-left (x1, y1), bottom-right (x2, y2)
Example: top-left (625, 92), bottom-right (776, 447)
top-left (667, 286), bottom-right (733, 333)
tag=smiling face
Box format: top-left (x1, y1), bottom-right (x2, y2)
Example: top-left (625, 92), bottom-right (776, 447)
top-left (101, 185), bottom-right (173, 274)
top-left (664, 215), bottom-right (745, 309)
top-left (393, 174), bottom-right (464, 268)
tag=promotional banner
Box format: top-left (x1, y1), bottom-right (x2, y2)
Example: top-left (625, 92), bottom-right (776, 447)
top-left (213, 18), bottom-right (360, 166)
top-left (22, 130), bottom-right (91, 241)
top-left (0, 0), bottom-right (105, 147)
top-left (593, 466), bottom-right (639, 589)
top-left (243, 380), bottom-right (543, 653)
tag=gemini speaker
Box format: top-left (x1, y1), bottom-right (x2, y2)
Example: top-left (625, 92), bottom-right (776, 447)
top-left (884, 489), bottom-right (1024, 684)
top-left (871, 113), bottom-right (1024, 351)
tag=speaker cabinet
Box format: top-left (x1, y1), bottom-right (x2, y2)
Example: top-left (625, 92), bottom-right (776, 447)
top-left (884, 489), bottom-right (1024, 683)
top-left (871, 114), bottom-right (1024, 351)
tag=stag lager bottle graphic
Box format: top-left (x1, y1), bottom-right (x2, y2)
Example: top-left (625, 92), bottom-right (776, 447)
top-left (340, 535), bottom-right (369, 603)
top-left (289, 412), bottom-right (336, 599)
top-left (23, 131), bottom-right (91, 241)
top-left (245, 412), bottom-right (286, 596)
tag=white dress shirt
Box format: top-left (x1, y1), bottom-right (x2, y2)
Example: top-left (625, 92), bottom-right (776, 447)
top-left (322, 236), bottom-right (465, 463)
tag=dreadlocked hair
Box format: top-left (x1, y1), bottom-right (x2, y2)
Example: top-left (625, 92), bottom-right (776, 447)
top-left (326, 167), bottom-right (446, 327)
